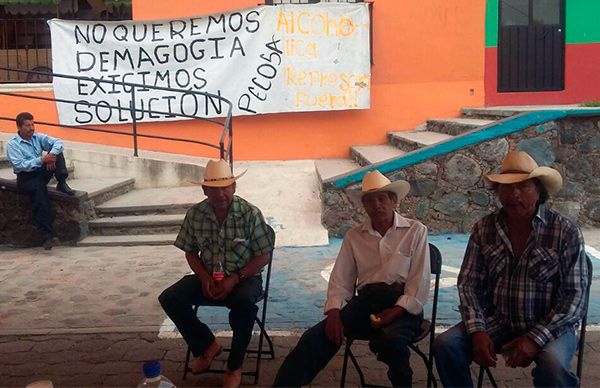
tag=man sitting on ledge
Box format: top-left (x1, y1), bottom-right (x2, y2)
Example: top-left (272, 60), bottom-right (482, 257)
top-left (6, 112), bottom-right (75, 250)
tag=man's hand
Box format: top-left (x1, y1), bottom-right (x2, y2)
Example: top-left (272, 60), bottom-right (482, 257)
top-left (199, 273), bottom-right (216, 299)
top-left (371, 306), bottom-right (404, 329)
top-left (472, 331), bottom-right (497, 367)
top-left (211, 275), bottom-right (238, 300)
top-left (501, 335), bottom-right (540, 368)
top-left (325, 309), bottom-right (344, 346)
top-left (42, 153), bottom-right (57, 171)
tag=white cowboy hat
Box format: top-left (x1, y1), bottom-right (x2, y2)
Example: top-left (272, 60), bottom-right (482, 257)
top-left (486, 151), bottom-right (563, 194)
top-left (191, 159), bottom-right (246, 187)
top-left (348, 170), bottom-right (410, 203)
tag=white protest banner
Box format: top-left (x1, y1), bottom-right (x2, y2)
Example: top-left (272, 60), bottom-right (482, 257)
top-left (49, 3), bottom-right (371, 125)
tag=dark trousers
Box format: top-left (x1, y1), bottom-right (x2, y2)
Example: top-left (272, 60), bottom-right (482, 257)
top-left (16, 153), bottom-right (69, 240)
top-left (158, 274), bottom-right (263, 370)
top-left (273, 288), bottom-right (423, 387)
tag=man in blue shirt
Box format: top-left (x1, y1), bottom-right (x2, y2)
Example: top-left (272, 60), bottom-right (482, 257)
top-left (6, 112), bottom-right (75, 249)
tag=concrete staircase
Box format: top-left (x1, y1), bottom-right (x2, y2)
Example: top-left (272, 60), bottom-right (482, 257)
top-left (80, 186), bottom-right (201, 247)
top-left (315, 108), bottom-right (502, 182)
top-left (0, 133), bottom-right (329, 248)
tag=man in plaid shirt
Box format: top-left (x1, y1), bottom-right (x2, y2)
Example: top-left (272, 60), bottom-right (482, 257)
top-left (434, 151), bottom-right (588, 387)
top-left (159, 159), bottom-right (274, 388)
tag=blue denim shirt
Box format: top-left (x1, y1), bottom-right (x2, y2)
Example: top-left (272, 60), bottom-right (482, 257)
top-left (6, 132), bottom-right (64, 173)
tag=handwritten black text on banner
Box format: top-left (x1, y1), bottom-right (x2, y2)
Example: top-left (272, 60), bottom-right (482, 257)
top-left (49, 3), bottom-right (370, 125)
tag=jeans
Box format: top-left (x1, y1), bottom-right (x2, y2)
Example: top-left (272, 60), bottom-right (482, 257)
top-left (273, 290), bottom-right (423, 387)
top-left (158, 274), bottom-right (262, 370)
top-left (433, 322), bottom-right (579, 387)
top-left (16, 152), bottom-right (69, 241)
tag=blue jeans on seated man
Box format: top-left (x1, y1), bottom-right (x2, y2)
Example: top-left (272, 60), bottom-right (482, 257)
top-left (273, 284), bottom-right (423, 387)
top-left (433, 322), bottom-right (578, 388)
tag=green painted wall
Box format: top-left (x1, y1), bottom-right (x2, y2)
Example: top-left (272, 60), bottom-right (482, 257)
top-left (485, 0), bottom-right (600, 48)
top-left (566, 1), bottom-right (600, 44)
top-left (485, 0), bottom-right (498, 48)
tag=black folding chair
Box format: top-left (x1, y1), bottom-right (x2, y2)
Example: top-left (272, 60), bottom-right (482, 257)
top-left (182, 226), bottom-right (276, 385)
top-left (477, 254), bottom-right (593, 388)
top-left (340, 243), bottom-right (443, 388)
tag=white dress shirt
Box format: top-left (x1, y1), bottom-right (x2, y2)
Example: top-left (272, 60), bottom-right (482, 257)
top-left (324, 212), bottom-right (430, 315)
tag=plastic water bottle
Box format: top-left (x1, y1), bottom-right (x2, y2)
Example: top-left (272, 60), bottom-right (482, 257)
top-left (137, 360), bottom-right (176, 388)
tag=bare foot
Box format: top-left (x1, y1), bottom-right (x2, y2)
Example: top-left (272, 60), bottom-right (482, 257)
top-left (191, 340), bottom-right (222, 374)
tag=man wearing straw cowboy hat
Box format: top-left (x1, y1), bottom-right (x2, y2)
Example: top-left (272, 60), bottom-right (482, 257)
top-left (433, 151), bottom-right (588, 387)
top-left (274, 170), bottom-right (430, 387)
top-left (159, 159), bottom-right (274, 388)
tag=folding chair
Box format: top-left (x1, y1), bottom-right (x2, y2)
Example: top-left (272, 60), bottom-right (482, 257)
top-left (340, 243), bottom-right (443, 388)
top-left (182, 226), bottom-right (276, 385)
top-left (477, 254), bottom-right (593, 388)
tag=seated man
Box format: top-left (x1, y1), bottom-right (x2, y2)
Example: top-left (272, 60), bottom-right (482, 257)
top-left (274, 170), bottom-right (430, 387)
top-left (6, 111), bottom-right (75, 250)
top-left (433, 151), bottom-right (588, 387)
top-left (159, 159), bottom-right (274, 388)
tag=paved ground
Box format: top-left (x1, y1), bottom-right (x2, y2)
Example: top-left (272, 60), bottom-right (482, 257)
top-left (1, 231), bottom-right (600, 387)
top-left (6, 330), bottom-right (600, 387)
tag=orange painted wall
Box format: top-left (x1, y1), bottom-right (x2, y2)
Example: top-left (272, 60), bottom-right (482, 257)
top-left (0, 1), bottom-right (486, 160)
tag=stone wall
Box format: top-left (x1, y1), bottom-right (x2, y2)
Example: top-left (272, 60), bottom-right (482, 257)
top-left (323, 116), bottom-right (600, 237)
top-left (0, 179), bottom-right (93, 247)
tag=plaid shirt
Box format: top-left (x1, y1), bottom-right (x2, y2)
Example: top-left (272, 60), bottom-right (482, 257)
top-left (458, 205), bottom-right (588, 347)
top-left (174, 195), bottom-right (274, 275)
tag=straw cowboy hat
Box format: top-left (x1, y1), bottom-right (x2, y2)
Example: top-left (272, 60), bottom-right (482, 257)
top-left (349, 170), bottom-right (410, 203)
top-left (486, 151), bottom-right (563, 194)
top-left (192, 159), bottom-right (246, 187)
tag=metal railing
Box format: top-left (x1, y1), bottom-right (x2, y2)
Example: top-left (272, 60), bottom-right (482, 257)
top-left (0, 66), bottom-right (234, 166)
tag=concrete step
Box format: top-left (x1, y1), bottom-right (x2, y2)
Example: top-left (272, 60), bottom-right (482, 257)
top-left (315, 158), bottom-right (361, 182)
top-left (88, 214), bottom-right (184, 236)
top-left (0, 164), bottom-right (74, 181)
top-left (69, 177), bottom-right (136, 204)
top-left (426, 118), bottom-right (495, 136)
top-left (461, 107), bottom-right (519, 120)
top-left (0, 168), bottom-right (131, 204)
top-left (388, 131), bottom-right (453, 152)
top-left (95, 186), bottom-right (202, 217)
top-left (0, 156), bottom-right (9, 169)
top-left (77, 233), bottom-right (177, 247)
top-left (350, 144), bottom-right (406, 166)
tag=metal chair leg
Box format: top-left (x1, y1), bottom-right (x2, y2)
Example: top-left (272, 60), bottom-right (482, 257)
top-left (477, 366), bottom-right (498, 388)
top-left (348, 348), bottom-right (367, 387)
top-left (409, 343), bottom-right (437, 388)
top-left (183, 345), bottom-right (192, 380)
top-left (476, 367), bottom-right (485, 388)
top-left (340, 341), bottom-right (351, 388)
top-left (486, 367), bottom-right (498, 387)
top-left (254, 317), bottom-right (274, 384)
